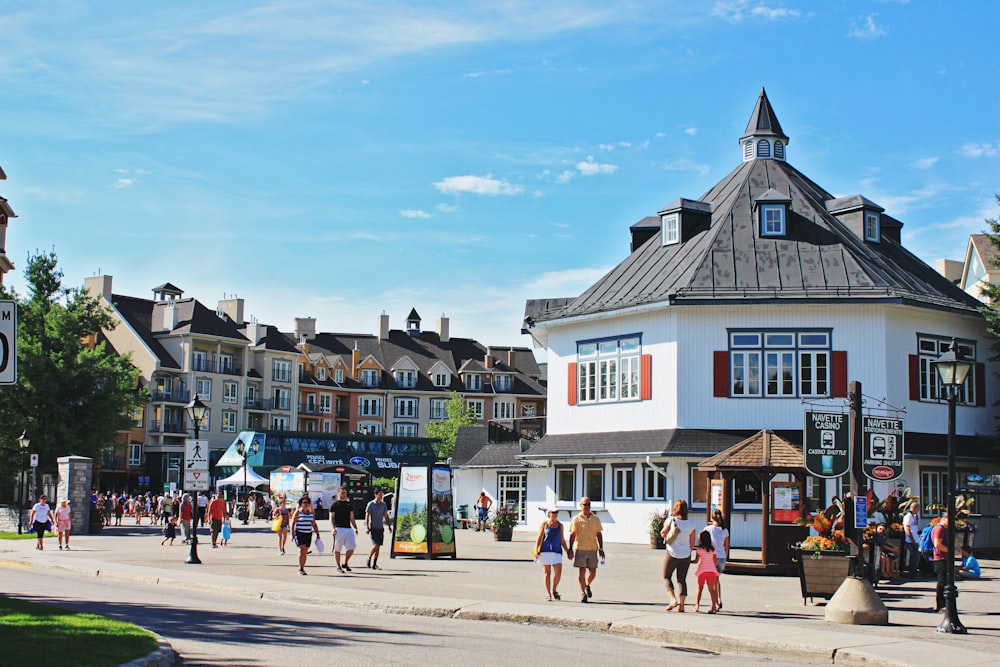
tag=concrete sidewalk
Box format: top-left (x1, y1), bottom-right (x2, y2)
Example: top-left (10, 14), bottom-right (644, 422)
top-left (3, 522), bottom-right (999, 666)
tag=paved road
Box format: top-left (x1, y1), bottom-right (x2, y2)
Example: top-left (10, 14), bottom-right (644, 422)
top-left (4, 567), bottom-right (819, 666)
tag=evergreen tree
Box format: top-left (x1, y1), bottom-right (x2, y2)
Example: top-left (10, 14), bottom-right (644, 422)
top-left (0, 251), bottom-right (144, 482)
top-left (982, 196), bottom-right (1000, 332)
top-left (424, 391), bottom-right (478, 460)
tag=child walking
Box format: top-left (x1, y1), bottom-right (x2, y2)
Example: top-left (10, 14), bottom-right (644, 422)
top-left (221, 518), bottom-right (232, 546)
top-left (692, 530), bottom-right (720, 613)
top-left (161, 517), bottom-right (177, 546)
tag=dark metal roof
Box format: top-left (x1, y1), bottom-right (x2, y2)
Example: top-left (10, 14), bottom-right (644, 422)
top-left (452, 426), bottom-right (489, 466)
top-left (742, 87), bottom-right (787, 142)
top-left (462, 443), bottom-right (524, 468)
top-left (110, 294), bottom-right (181, 369)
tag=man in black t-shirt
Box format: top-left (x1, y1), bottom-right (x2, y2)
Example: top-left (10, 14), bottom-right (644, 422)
top-left (330, 488), bottom-right (359, 573)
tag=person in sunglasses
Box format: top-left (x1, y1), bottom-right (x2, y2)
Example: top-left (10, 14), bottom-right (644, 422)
top-left (291, 496), bottom-right (320, 575)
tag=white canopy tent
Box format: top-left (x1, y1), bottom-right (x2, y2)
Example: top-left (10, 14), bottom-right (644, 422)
top-left (215, 465), bottom-right (269, 489)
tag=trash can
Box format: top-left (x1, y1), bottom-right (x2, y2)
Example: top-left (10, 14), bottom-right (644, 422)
top-left (458, 504), bottom-right (469, 521)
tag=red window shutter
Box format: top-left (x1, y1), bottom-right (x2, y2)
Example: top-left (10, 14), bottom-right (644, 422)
top-left (640, 354), bottom-right (652, 400)
top-left (831, 351), bottom-right (848, 398)
top-left (567, 362), bottom-right (578, 405)
top-left (713, 351), bottom-right (729, 397)
top-left (976, 362), bottom-right (986, 407)
top-left (908, 355), bottom-right (920, 401)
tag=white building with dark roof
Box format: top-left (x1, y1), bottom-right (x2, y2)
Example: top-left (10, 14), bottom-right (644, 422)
top-left (519, 89), bottom-right (999, 547)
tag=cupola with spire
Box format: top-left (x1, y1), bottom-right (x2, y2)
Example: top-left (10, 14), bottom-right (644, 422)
top-left (740, 87), bottom-right (788, 163)
top-left (405, 308), bottom-right (422, 336)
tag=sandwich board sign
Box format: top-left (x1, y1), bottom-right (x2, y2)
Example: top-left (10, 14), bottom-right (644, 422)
top-left (862, 417), bottom-right (904, 482)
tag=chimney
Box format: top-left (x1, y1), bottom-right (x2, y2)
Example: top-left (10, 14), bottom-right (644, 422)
top-left (507, 349), bottom-right (517, 368)
top-left (218, 296), bottom-right (245, 325)
top-left (245, 322), bottom-right (263, 345)
top-left (295, 317), bottom-right (317, 341)
top-left (154, 301), bottom-right (178, 332)
top-left (351, 341), bottom-right (361, 378)
top-left (437, 314), bottom-right (450, 343)
top-left (484, 346), bottom-right (495, 369)
top-left (378, 312), bottom-right (390, 341)
top-left (84, 274), bottom-right (113, 301)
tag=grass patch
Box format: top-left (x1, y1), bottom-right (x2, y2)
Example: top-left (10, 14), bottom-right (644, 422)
top-left (0, 531), bottom-right (56, 540)
top-left (0, 595), bottom-right (159, 667)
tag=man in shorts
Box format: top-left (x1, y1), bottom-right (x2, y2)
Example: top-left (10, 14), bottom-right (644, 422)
top-left (207, 491), bottom-right (229, 548)
top-left (365, 490), bottom-right (392, 570)
top-left (476, 492), bottom-right (492, 532)
top-left (330, 487), bottom-right (359, 573)
top-left (568, 496), bottom-right (604, 603)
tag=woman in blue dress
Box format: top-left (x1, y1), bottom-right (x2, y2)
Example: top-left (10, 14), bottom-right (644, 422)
top-left (533, 508), bottom-right (572, 601)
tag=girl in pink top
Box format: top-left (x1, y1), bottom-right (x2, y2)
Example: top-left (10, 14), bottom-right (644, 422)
top-left (691, 530), bottom-right (720, 613)
top-left (54, 499), bottom-right (72, 550)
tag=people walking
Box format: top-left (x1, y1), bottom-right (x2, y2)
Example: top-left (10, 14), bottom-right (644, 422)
top-left (534, 508), bottom-right (572, 601)
top-left (330, 487), bottom-right (359, 573)
top-left (903, 503), bottom-right (921, 578)
top-left (475, 492), bottom-right (492, 532)
top-left (568, 496), bottom-right (604, 603)
top-left (247, 494), bottom-right (257, 524)
top-left (692, 530), bottom-right (720, 613)
top-left (704, 509), bottom-right (729, 609)
top-left (179, 494), bottom-right (194, 543)
top-left (364, 490), bottom-right (392, 570)
top-left (273, 497), bottom-right (291, 555)
top-left (196, 492), bottom-right (208, 528)
top-left (291, 496), bottom-right (319, 575)
top-left (207, 491), bottom-right (229, 548)
top-left (930, 516), bottom-right (949, 612)
top-left (162, 517), bottom-right (178, 545)
top-left (29, 494), bottom-right (53, 551)
top-left (221, 518), bottom-right (232, 546)
top-left (54, 499), bottom-right (72, 550)
top-left (662, 499), bottom-right (697, 612)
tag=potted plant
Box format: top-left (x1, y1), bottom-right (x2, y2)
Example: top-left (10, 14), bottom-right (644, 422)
top-left (927, 494), bottom-right (977, 549)
top-left (492, 505), bottom-right (518, 541)
top-left (648, 510), bottom-right (668, 549)
top-left (794, 498), bottom-right (852, 602)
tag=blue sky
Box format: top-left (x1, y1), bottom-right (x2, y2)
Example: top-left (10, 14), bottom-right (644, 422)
top-left (1, 1), bottom-right (997, 351)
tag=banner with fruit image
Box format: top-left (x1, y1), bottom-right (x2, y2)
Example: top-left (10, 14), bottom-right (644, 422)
top-left (430, 466), bottom-right (456, 556)
top-left (392, 466), bottom-right (430, 554)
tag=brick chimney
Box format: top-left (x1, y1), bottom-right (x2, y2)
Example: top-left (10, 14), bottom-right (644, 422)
top-left (484, 347), bottom-right (495, 369)
top-left (437, 314), bottom-right (450, 343)
top-left (351, 342), bottom-right (361, 378)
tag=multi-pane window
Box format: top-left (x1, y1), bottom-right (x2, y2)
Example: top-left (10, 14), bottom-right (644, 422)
top-left (193, 350), bottom-right (208, 372)
top-left (219, 353), bottom-right (236, 374)
top-left (395, 397), bottom-right (418, 418)
top-left (466, 400), bottom-right (484, 420)
top-left (730, 331), bottom-right (831, 398)
top-left (128, 443), bottom-right (143, 467)
top-left (661, 213), bottom-right (679, 245)
top-left (434, 372), bottom-right (449, 387)
top-left (644, 466), bottom-right (666, 500)
top-left (493, 400), bottom-right (515, 420)
top-left (271, 416), bottom-right (289, 430)
top-left (521, 403), bottom-right (537, 417)
top-left (222, 410), bottom-right (237, 433)
top-left (613, 467), bottom-right (634, 500)
top-left (465, 374), bottom-right (482, 391)
top-left (272, 360), bottom-right (291, 382)
top-left (223, 381), bottom-right (239, 404)
top-left (396, 370), bottom-right (416, 388)
top-left (358, 422), bottom-right (382, 435)
top-left (556, 468), bottom-right (575, 503)
top-left (335, 368), bottom-right (344, 383)
top-left (359, 396), bottom-right (382, 417)
top-left (577, 336), bottom-right (641, 403)
top-left (360, 369), bottom-right (379, 387)
top-left (196, 378), bottom-right (212, 400)
top-left (317, 367), bottom-right (326, 381)
top-left (493, 374), bottom-right (512, 391)
top-left (430, 399), bottom-right (448, 420)
top-left (498, 473), bottom-right (527, 523)
top-left (394, 423), bottom-right (418, 437)
top-left (273, 387), bottom-right (291, 410)
top-left (865, 212), bottom-right (880, 242)
top-left (319, 395), bottom-right (332, 414)
top-left (760, 204), bottom-right (785, 236)
top-left (918, 336), bottom-right (977, 404)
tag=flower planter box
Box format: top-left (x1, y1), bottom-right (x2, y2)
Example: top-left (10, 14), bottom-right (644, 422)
top-left (797, 549), bottom-right (851, 603)
top-left (650, 534), bottom-right (665, 549)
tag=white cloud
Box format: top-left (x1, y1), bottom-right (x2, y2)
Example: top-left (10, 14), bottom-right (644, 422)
top-left (433, 174), bottom-right (523, 196)
top-left (576, 156), bottom-right (618, 176)
top-left (684, 127), bottom-right (697, 136)
top-left (662, 158), bottom-right (710, 175)
top-left (113, 178), bottom-right (135, 189)
top-left (400, 209), bottom-right (430, 218)
top-left (713, 1), bottom-right (800, 21)
top-left (912, 156), bottom-right (939, 169)
top-left (960, 143), bottom-right (997, 158)
top-left (522, 266), bottom-right (613, 293)
top-left (598, 143), bottom-right (615, 152)
top-left (849, 14), bottom-right (887, 40)
top-left (436, 202), bottom-right (458, 213)
top-left (555, 170), bottom-right (575, 184)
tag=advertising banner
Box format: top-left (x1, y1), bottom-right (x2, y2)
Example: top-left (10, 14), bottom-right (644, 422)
top-left (803, 412), bottom-right (850, 478)
top-left (770, 481), bottom-right (802, 525)
top-left (393, 466), bottom-right (430, 554)
top-left (862, 417), bottom-right (904, 482)
top-left (430, 467), bottom-right (457, 556)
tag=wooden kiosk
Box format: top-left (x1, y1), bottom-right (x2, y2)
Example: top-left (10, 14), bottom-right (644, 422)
top-left (698, 429), bottom-right (808, 574)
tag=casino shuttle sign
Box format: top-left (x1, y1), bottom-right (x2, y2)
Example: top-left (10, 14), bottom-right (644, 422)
top-left (803, 411), bottom-right (850, 478)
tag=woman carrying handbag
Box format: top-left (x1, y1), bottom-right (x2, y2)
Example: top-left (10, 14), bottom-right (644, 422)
top-left (661, 499), bottom-right (697, 612)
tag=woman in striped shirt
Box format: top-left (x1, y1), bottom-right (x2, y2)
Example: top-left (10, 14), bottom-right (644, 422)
top-left (290, 496), bottom-right (319, 575)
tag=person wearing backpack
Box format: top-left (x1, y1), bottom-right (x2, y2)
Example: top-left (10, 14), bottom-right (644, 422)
top-left (918, 523), bottom-right (936, 575)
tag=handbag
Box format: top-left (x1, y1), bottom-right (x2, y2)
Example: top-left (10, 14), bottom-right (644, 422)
top-left (314, 536), bottom-right (325, 554)
top-left (662, 518), bottom-right (680, 545)
top-left (270, 516), bottom-right (283, 532)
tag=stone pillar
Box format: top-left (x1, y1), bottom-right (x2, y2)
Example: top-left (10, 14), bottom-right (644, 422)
top-left (57, 456), bottom-right (94, 534)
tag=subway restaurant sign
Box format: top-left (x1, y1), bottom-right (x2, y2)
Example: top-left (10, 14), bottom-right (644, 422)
top-left (862, 416), bottom-right (904, 482)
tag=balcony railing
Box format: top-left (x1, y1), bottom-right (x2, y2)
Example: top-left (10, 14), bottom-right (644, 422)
top-left (245, 397), bottom-right (264, 410)
top-left (264, 397), bottom-right (291, 411)
top-left (149, 420), bottom-right (186, 434)
top-left (150, 389), bottom-right (191, 403)
top-left (192, 358), bottom-right (243, 375)
top-left (299, 403), bottom-right (319, 415)
top-left (488, 416), bottom-right (546, 442)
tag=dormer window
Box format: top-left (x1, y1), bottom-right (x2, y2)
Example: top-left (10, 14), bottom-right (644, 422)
top-left (865, 212), bottom-right (880, 242)
top-left (360, 369), bottom-right (379, 387)
top-left (395, 369), bottom-right (416, 388)
top-left (335, 368), bottom-right (344, 383)
top-left (494, 374), bottom-right (512, 391)
top-left (434, 372), bottom-right (450, 387)
top-left (756, 139), bottom-right (770, 158)
top-left (317, 367), bottom-right (326, 381)
top-left (661, 213), bottom-right (679, 246)
top-left (760, 205), bottom-right (786, 236)
top-left (465, 373), bottom-right (482, 391)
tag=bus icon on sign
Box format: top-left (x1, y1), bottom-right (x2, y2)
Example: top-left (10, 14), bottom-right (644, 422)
top-left (821, 431), bottom-right (835, 449)
top-left (871, 435), bottom-right (896, 460)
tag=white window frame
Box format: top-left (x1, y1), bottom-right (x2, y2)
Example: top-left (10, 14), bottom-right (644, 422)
top-left (394, 423), bottom-right (418, 437)
top-left (730, 330), bottom-right (831, 399)
top-left (576, 336), bottom-right (641, 404)
top-left (195, 377), bottom-right (212, 401)
top-left (865, 212), bottom-right (880, 242)
top-left (498, 472), bottom-right (527, 524)
top-left (317, 367), bottom-right (326, 381)
top-left (612, 466), bottom-right (634, 501)
top-left (661, 213), bottom-right (679, 246)
top-left (358, 421), bottom-right (382, 435)
top-left (395, 397), bottom-right (418, 418)
top-left (271, 415), bottom-right (289, 430)
top-left (272, 359), bottom-right (291, 382)
top-left (430, 398), bottom-right (448, 420)
top-left (273, 387), bottom-right (291, 410)
top-left (359, 396), bottom-right (383, 417)
top-left (222, 410), bottom-right (237, 433)
top-left (434, 372), bottom-right (449, 387)
top-left (465, 373), bottom-right (482, 391)
top-left (493, 400), bottom-right (515, 420)
top-left (760, 204), bottom-right (785, 236)
top-left (218, 353), bottom-right (235, 374)
top-left (555, 467), bottom-right (576, 506)
top-left (319, 394), bottom-right (332, 414)
top-left (917, 336), bottom-right (976, 405)
top-left (396, 370), bottom-right (416, 388)
top-left (192, 350), bottom-right (208, 372)
top-left (360, 369), bottom-right (379, 387)
top-left (335, 368), bottom-right (344, 383)
top-left (466, 399), bottom-right (484, 420)
top-left (644, 465), bottom-right (666, 501)
top-left (223, 381), bottom-right (239, 404)
top-left (583, 466), bottom-right (605, 505)
top-left (128, 443), bottom-right (143, 467)
top-left (494, 374), bottom-right (512, 391)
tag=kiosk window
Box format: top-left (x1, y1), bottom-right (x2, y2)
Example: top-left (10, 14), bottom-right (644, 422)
top-left (733, 472), bottom-right (762, 505)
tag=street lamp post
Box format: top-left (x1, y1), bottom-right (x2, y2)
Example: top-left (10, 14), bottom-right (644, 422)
top-left (185, 395), bottom-right (208, 565)
top-left (16, 431), bottom-right (29, 535)
top-left (931, 339), bottom-right (972, 635)
top-left (235, 436), bottom-right (259, 525)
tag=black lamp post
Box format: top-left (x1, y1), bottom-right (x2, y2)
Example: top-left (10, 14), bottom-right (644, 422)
top-left (931, 339), bottom-right (972, 635)
top-left (16, 431), bottom-right (29, 535)
top-left (235, 435), bottom-right (259, 525)
top-left (185, 395), bottom-right (208, 565)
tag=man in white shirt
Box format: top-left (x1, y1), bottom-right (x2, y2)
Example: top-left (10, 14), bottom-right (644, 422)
top-left (902, 503), bottom-right (921, 578)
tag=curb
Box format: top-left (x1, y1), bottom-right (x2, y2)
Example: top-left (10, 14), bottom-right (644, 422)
top-left (117, 635), bottom-right (178, 667)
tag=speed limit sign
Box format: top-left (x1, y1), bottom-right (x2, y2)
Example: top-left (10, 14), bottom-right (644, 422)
top-left (0, 300), bottom-right (14, 385)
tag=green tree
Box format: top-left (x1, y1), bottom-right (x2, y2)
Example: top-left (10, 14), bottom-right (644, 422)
top-left (982, 195), bottom-right (1000, 329)
top-left (0, 251), bottom-right (145, 482)
top-left (424, 391), bottom-right (478, 460)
